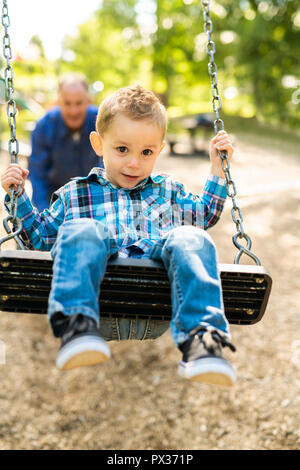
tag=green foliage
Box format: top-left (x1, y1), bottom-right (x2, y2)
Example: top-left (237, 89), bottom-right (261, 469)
top-left (151, 1), bottom-right (207, 104)
top-left (59, 0), bottom-right (149, 101)
top-left (218, 0), bottom-right (300, 126)
top-left (1, 0), bottom-right (299, 137)
top-left (58, 0), bottom-right (300, 128)
top-left (29, 35), bottom-right (46, 59)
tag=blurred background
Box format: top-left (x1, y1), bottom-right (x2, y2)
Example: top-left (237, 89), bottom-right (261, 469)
top-left (1, 0), bottom-right (300, 153)
top-left (0, 0), bottom-right (300, 451)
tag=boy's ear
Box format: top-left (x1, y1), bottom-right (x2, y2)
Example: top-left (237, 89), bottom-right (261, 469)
top-left (89, 131), bottom-right (103, 156)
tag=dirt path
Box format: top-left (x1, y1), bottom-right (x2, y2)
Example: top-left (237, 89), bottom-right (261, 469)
top-left (0, 137), bottom-right (299, 450)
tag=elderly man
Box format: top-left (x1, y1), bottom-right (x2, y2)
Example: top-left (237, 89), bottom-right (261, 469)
top-left (29, 73), bottom-right (103, 211)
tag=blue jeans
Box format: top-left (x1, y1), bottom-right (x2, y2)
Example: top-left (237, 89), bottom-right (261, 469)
top-left (48, 219), bottom-right (230, 346)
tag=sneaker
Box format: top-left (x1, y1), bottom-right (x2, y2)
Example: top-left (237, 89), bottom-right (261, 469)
top-left (55, 314), bottom-right (110, 371)
top-left (178, 327), bottom-right (236, 387)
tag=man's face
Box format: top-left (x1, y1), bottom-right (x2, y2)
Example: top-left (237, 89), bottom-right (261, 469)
top-left (58, 83), bottom-right (90, 131)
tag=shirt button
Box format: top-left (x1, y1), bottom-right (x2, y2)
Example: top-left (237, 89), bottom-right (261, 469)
top-left (123, 209), bottom-right (128, 215)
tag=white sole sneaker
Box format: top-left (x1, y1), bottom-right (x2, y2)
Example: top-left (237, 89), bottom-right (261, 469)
top-left (56, 335), bottom-right (111, 371)
top-left (178, 357), bottom-right (236, 387)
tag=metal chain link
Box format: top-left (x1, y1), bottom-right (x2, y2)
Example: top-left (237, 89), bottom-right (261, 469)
top-left (0, 0), bottom-right (26, 249)
top-left (201, 0), bottom-right (261, 265)
top-left (0, 0), bottom-right (262, 260)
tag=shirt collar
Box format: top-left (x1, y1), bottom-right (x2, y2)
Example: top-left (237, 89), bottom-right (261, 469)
top-left (71, 167), bottom-right (169, 190)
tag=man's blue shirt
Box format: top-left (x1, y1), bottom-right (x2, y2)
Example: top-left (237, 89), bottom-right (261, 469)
top-left (29, 105), bottom-right (103, 212)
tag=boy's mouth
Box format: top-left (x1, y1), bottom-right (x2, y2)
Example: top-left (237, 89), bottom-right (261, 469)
top-left (122, 174), bottom-right (140, 181)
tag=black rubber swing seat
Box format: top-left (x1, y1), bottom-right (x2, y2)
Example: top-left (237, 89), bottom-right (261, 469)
top-left (0, 250), bottom-right (272, 325)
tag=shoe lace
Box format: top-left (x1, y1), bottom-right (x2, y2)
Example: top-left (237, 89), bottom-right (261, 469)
top-left (62, 314), bottom-right (96, 342)
top-left (189, 326), bottom-right (236, 352)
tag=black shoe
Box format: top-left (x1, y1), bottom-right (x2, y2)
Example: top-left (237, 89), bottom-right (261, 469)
top-left (178, 327), bottom-right (236, 387)
top-left (55, 314), bottom-right (110, 371)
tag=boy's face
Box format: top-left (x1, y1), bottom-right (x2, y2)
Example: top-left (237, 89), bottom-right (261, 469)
top-left (90, 114), bottom-right (165, 188)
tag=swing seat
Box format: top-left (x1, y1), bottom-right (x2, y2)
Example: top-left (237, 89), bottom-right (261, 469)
top-left (0, 250), bottom-right (272, 325)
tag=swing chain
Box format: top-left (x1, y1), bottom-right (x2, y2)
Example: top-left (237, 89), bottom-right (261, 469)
top-left (0, 0), bottom-right (26, 249)
top-left (201, 0), bottom-right (261, 266)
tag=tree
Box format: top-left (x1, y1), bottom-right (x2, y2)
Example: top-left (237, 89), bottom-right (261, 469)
top-left (218, 0), bottom-right (300, 126)
top-left (29, 35), bottom-right (46, 60)
top-left (60, 0), bottom-right (148, 99)
top-left (57, 0), bottom-right (300, 127)
top-left (150, 0), bottom-right (208, 107)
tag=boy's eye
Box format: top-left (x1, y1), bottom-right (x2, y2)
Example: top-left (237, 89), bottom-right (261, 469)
top-left (117, 146), bottom-right (128, 153)
top-left (142, 149), bottom-right (152, 156)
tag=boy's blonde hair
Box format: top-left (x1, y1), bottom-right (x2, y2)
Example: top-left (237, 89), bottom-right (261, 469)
top-left (96, 84), bottom-right (168, 138)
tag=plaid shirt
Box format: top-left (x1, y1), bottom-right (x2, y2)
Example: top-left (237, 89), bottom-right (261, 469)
top-left (5, 167), bottom-right (227, 256)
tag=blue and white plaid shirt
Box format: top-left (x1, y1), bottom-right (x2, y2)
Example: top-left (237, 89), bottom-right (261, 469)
top-left (5, 167), bottom-right (227, 256)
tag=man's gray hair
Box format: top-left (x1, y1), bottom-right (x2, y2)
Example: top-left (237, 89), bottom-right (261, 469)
top-left (58, 73), bottom-right (89, 92)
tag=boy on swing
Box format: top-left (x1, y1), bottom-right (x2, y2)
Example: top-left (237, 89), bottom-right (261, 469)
top-left (1, 85), bottom-right (236, 386)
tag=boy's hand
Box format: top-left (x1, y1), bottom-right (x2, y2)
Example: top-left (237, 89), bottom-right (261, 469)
top-left (1, 163), bottom-right (29, 196)
top-left (209, 130), bottom-right (234, 178)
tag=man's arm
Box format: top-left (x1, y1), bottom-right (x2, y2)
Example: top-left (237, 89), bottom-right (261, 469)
top-left (29, 120), bottom-right (52, 211)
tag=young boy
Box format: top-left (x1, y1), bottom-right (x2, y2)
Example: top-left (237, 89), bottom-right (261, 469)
top-left (1, 85), bottom-right (236, 386)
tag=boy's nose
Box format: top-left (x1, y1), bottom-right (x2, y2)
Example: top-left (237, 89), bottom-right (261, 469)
top-left (128, 156), bottom-right (139, 169)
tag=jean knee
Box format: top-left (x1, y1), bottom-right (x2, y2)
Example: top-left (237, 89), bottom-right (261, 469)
top-left (51, 219), bottom-right (113, 259)
top-left (164, 225), bottom-right (214, 254)
top-left (61, 218), bottom-right (110, 242)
